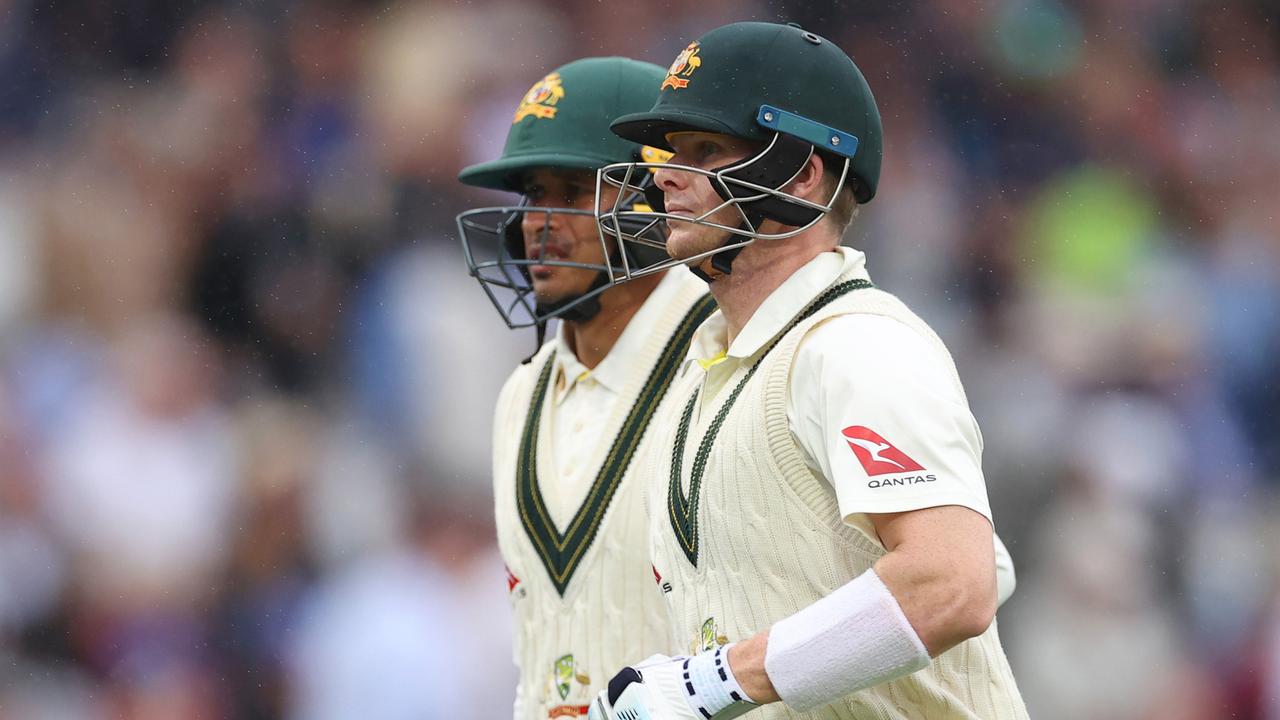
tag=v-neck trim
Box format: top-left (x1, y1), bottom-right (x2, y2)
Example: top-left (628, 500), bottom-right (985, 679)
top-left (515, 294), bottom-right (716, 595)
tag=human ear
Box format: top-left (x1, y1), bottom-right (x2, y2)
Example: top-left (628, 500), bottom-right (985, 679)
top-left (785, 151), bottom-right (826, 202)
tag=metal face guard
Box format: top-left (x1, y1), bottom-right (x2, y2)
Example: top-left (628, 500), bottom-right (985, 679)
top-left (595, 131), bottom-right (849, 285)
top-left (458, 204), bottom-right (617, 328)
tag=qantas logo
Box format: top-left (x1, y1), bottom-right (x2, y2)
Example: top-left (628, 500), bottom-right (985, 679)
top-left (841, 426), bottom-right (925, 476)
top-left (505, 564), bottom-right (521, 593)
top-left (652, 564), bottom-right (672, 594)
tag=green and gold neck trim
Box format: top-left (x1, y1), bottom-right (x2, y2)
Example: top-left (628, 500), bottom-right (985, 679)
top-left (669, 279), bottom-right (873, 567)
top-left (517, 294), bottom-right (716, 595)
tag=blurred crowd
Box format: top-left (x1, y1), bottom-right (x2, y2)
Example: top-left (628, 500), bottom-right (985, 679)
top-left (0, 0), bottom-right (1276, 718)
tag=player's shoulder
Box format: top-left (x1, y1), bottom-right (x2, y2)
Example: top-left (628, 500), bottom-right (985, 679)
top-left (802, 310), bottom-right (933, 360)
top-left (794, 308), bottom-right (958, 395)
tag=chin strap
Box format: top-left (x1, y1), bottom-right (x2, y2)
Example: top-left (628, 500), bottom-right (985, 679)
top-left (711, 244), bottom-right (745, 275)
top-left (522, 321), bottom-right (547, 365)
top-left (687, 226), bottom-right (749, 283)
top-left (690, 254), bottom-right (729, 283)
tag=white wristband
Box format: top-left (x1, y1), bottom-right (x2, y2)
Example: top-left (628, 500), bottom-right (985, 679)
top-left (764, 568), bottom-right (930, 711)
top-left (684, 643), bottom-right (757, 716)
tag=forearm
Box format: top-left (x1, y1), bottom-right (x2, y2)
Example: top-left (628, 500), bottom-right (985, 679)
top-left (726, 509), bottom-right (998, 709)
top-left (726, 566), bottom-right (993, 705)
top-left (725, 566), bottom-right (930, 711)
top-left (873, 541), bottom-right (996, 656)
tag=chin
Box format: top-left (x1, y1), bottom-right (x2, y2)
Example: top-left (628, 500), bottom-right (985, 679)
top-left (534, 275), bottom-right (595, 306)
top-left (532, 282), bottom-right (568, 304)
top-left (666, 228), bottom-right (718, 263)
top-left (665, 226), bottom-right (699, 259)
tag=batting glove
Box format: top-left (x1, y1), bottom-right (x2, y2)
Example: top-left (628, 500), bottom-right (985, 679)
top-left (587, 649), bottom-right (757, 720)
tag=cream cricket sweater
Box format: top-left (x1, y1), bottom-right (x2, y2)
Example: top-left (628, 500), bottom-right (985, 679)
top-left (492, 270), bottom-right (714, 719)
top-left (647, 270), bottom-right (1028, 719)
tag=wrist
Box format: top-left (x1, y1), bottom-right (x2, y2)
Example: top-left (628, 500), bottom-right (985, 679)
top-left (763, 568), bottom-right (931, 711)
top-left (726, 633), bottom-right (780, 704)
top-left (680, 643), bottom-right (759, 718)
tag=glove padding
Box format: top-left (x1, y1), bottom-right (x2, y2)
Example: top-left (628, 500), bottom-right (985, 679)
top-left (587, 654), bottom-right (756, 720)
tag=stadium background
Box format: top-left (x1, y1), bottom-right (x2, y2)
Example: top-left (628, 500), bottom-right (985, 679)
top-left (0, 0), bottom-right (1277, 717)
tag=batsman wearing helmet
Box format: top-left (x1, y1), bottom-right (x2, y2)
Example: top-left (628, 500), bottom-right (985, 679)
top-left (456, 57), bottom-right (717, 719)
top-left (589, 23), bottom-right (1028, 720)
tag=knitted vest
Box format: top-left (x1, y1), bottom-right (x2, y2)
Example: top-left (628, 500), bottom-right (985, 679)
top-left (493, 278), bottom-right (715, 720)
top-left (647, 272), bottom-right (1028, 719)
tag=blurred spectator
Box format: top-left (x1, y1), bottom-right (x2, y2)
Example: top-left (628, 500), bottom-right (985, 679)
top-left (40, 313), bottom-right (236, 611)
top-left (286, 487), bottom-right (514, 720)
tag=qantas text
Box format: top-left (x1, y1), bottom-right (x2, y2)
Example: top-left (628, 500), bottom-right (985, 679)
top-left (867, 474), bottom-right (937, 489)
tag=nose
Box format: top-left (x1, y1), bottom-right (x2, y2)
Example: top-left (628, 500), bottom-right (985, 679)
top-left (651, 162), bottom-right (686, 197)
top-left (521, 205), bottom-right (554, 244)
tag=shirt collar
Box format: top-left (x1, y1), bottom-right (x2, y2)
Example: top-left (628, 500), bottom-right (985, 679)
top-left (686, 247), bottom-right (871, 367)
top-left (553, 268), bottom-right (694, 399)
top-left (551, 329), bottom-right (590, 400)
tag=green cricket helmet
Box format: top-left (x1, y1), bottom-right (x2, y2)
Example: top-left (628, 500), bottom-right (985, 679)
top-left (456, 56), bottom-right (671, 329)
top-left (598, 22), bottom-right (882, 280)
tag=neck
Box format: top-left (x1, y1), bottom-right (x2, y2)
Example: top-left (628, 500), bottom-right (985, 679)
top-left (563, 271), bottom-right (665, 369)
top-left (706, 228), bottom-right (837, 344)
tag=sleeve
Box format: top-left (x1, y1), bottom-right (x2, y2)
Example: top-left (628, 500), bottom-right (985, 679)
top-left (491, 364), bottom-right (531, 483)
top-left (492, 371), bottom-right (517, 504)
top-left (491, 367), bottom-right (528, 671)
top-left (993, 532), bottom-right (1017, 607)
top-left (512, 680), bottom-right (530, 720)
top-left (787, 313), bottom-right (993, 543)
